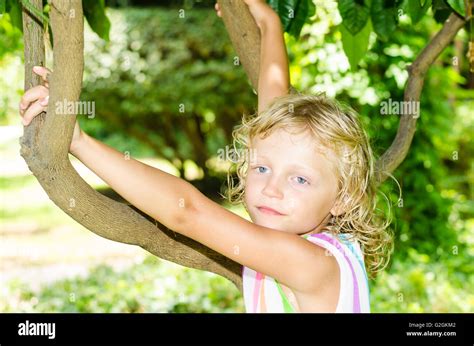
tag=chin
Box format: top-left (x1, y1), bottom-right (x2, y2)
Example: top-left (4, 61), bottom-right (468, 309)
top-left (254, 219), bottom-right (287, 232)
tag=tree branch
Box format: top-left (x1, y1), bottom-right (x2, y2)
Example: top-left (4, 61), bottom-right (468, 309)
top-left (375, 13), bottom-right (468, 183)
top-left (217, 0), bottom-right (260, 90)
top-left (217, 0), bottom-right (299, 95)
top-left (19, 0), bottom-right (243, 292)
top-left (217, 1), bottom-right (466, 184)
top-left (20, 0), bottom-right (465, 300)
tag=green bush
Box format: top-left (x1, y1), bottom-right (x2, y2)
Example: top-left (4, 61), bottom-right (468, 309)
top-left (1, 255), bottom-right (244, 313)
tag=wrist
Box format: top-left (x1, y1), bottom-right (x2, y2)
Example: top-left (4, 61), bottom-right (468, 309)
top-left (258, 11), bottom-right (282, 34)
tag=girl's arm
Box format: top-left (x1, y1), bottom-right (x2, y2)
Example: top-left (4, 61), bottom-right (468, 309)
top-left (70, 132), bottom-right (195, 230)
top-left (174, 178), bottom-right (337, 295)
top-left (248, 1), bottom-right (291, 113)
top-left (20, 67), bottom-right (192, 231)
top-left (217, 1), bottom-right (290, 112)
top-left (72, 133), bottom-right (335, 295)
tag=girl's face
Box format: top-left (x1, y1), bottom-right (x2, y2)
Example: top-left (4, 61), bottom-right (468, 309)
top-left (244, 127), bottom-right (339, 236)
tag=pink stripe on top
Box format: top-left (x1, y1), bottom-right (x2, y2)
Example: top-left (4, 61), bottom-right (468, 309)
top-left (311, 233), bottom-right (361, 312)
top-left (253, 272), bottom-right (264, 312)
top-left (242, 231), bottom-right (370, 313)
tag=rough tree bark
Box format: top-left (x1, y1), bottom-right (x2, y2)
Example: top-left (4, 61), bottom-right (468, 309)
top-left (19, 0), bottom-right (469, 294)
top-left (20, 0), bottom-right (243, 292)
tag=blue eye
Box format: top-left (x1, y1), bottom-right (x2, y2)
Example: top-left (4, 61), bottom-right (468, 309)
top-left (256, 166), bottom-right (268, 173)
top-left (295, 176), bottom-right (309, 185)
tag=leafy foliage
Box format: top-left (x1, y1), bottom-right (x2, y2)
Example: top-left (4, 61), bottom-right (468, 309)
top-left (0, 256), bottom-right (244, 313)
top-left (340, 16), bottom-right (372, 71)
top-left (338, 0), bottom-right (370, 35)
top-left (4, 0), bottom-right (23, 33)
top-left (83, 0), bottom-right (110, 41)
top-left (370, 0), bottom-right (398, 42)
top-left (79, 8), bottom-right (256, 186)
top-left (403, 0), bottom-right (432, 25)
top-left (267, 0), bottom-right (316, 37)
top-left (336, 0), bottom-right (469, 69)
top-left (287, 1), bottom-right (473, 311)
top-left (446, 0), bottom-right (466, 17)
top-left (0, 0), bottom-right (111, 40)
top-left (2, 0), bottom-right (469, 70)
top-left (0, 1), bottom-right (472, 312)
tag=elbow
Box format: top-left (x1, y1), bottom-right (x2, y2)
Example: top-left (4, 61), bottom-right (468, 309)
top-left (173, 183), bottom-right (200, 235)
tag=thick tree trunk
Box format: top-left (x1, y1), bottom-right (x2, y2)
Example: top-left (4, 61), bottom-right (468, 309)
top-left (19, 0), bottom-right (242, 291)
top-left (20, 1), bottom-right (468, 296)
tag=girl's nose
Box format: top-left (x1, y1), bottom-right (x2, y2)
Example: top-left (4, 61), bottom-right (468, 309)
top-left (262, 178), bottom-right (284, 199)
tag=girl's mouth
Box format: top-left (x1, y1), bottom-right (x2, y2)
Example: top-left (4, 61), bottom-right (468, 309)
top-left (257, 206), bottom-right (285, 216)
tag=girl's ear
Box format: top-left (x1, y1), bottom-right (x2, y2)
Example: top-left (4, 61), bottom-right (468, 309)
top-left (330, 204), bottom-right (344, 216)
top-left (330, 195), bottom-right (348, 216)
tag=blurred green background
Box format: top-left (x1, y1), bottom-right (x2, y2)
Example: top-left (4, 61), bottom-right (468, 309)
top-left (0, 0), bottom-right (473, 312)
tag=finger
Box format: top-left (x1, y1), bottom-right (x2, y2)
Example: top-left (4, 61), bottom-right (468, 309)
top-left (22, 99), bottom-right (47, 126)
top-left (215, 3), bottom-right (221, 15)
top-left (19, 85), bottom-right (49, 112)
top-left (32, 66), bottom-right (52, 84)
top-left (39, 95), bottom-right (49, 106)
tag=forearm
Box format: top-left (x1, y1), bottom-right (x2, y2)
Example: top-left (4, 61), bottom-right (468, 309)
top-left (257, 13), bottom-right (290, 112)
top-left (70, 132), bottom-right (193, 229)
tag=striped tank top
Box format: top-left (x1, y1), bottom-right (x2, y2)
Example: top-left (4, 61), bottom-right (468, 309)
top-left (242, 231), bottom-right (371, 313)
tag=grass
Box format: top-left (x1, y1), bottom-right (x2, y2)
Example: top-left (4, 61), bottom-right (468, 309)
top-left (0, 174), bottom-right (36, 191)
top-left (1, 255), bottom-right (245, 313)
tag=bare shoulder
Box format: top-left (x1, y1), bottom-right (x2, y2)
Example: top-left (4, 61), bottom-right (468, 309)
top-left (287, 236), bottom-right (341, 294)
top-left (292, 250), bottom-right (341, 312)
top-left (180, 186), bottom-right (343, 294)
top-left (292, 241), bottom-right (340, 312)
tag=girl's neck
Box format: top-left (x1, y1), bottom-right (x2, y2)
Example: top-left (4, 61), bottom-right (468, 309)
top-left (300, 213), bottom-right (332, 237)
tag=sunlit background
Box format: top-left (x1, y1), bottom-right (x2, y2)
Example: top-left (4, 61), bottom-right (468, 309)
top-left (1, 0), bottom-right (473, 312)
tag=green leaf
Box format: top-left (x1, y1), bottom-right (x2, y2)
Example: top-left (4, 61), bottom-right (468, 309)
top-left (6, 0), bottom-right (23, 33)
top-left (48, 22), bottom-right (54, 49)
top-left (403, 0), bottom-right (432, 25)
top-left (338, 0), bottom-right (370, 35)
top-left (0, 0), bottom-right (6, 14)
top-left (371, 0), bottom-right (397, 42)
top-left (20, 0), bottom-right (49, 25)
top-left (446, 0), bottom-right (466, 17)
top-left (340, 17), bottom-right (372, 71)
top-left (432, 0), bottom-right (450, 10)
top-left (287, 0), bottom-right (315, 37)
top-left (267, 0), bottom-right (315, 38)
top-left (83, 0), bottom-right (111, 41)
top-left (433, 7), bottom-right (452, 23)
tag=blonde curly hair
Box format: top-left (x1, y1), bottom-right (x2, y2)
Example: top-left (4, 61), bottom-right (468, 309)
top-left (223, 91), bottom-right (396, 278)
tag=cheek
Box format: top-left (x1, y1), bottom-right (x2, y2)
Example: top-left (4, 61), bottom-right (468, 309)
top-left (244, 175), bottom-right (260, 198)
top-left (288, 190), bottom-right (326, 217)
top-left (288, 193), bottom-right (314, 213)
top-left (243, 179), bottom-right (256, 206)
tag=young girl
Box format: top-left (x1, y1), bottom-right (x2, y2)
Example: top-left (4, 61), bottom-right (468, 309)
top-left (19, 0), bottom-right (393, 313)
